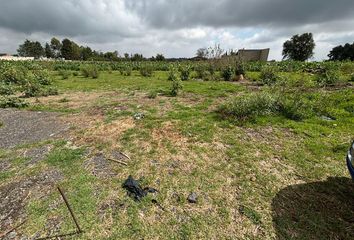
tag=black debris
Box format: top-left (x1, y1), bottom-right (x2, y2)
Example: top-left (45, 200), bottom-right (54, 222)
top-left (122, 176), bottom-right (158, 201)
top-left (187, 192), bottom-right (198, 203)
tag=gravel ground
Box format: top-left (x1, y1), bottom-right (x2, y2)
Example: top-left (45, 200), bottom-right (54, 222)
top-left (0, 109), bottom-right (70, 149)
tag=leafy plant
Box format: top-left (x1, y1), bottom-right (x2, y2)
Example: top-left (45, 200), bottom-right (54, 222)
top-left (316, 68), bottom-right (340, 87)
top-left (222, 66), bottom-right (234, 81)
top-left (140, 65), bottom-right (153, 77)
top-left (180, 66), bottom-right (191, 81)
top-left (169, 67), bottom-right (183, 96)
top-left (260, 65), bottom-right (279, 85)
top-left (0, 96), bottom-right (28, 108)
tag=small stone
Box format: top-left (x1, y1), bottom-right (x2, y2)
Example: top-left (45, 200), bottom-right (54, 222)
top-left (133, 112), bottom-right (145, 120)
top-left (187, 192), bottom-right (198, 203)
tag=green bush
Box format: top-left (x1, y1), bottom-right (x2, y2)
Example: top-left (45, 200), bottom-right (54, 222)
top-left (180, 66), bottom-right (191, 81)
top-left (316, 68), bottom-right (340, 87)
top-left (81, 65), bottom-right (100, 79)
top-left (235, 64), bottom-right (245, 76)
top-left (59, 70), bottom-right (71, 79)
top-left (350, 74), bottom-right (354, 82)
top-left (0, 83), bottom-right (15, 95)
top-left (73, 71), bottom-right (79, 77)
top-left (217, 92), bottom-right (277, 121)
top-left (169, 67), bottom-right (183, 96)
top-left (147, 90), bottom-right (158, 99)
top-left (260, 65), bottom-right (279, 85)
top-left (0, 96), bottom-right (28, 108)
top-left (222, 66), bottom-right (234, 81)
top-left (140, 65), bottom-right (153, 77)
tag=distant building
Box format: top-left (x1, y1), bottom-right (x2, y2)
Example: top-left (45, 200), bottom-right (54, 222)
top-left (0, 53), bottom-right (35, 61)
top-left (236, 48), bottom-right (270, 62)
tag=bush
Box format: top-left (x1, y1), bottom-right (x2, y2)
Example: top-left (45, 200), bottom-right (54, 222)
top-left (277, 94), bottom-right (313, 120)
top-left (120, 67), bottom-right (132, 76)
top-left (140, 65), bottom-right (153, 77)
top-left (81, 65), bottom-right (100, 79)
top-left (260, 65), bottom-right (279, 85)
top-left (0, 83), bottom-right (15, 95)
top-left (147, 90), bottom-right (158, 99)
top-left (180, 66), bottom-right (191, 81)
top-left (73, 71), bottom-right (79, 77)
top-left (235, 64), bottom-right (245, 76)
top-left (222, 66), bottom-right (234, 81)
top-left (316, 68), bottom-right (340, 87)
top-left (350, 74), bottom-right (354, 82)
top-left (169, 67), bottom-right (183, 96)
top-left (59, 70), bottom-right (71, 79)
top-left (0, 96), bottom-right (28, 108)
top-left (217, 92), bottom-right (277, 121)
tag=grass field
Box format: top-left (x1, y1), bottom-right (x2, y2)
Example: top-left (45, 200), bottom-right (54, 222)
top-left (1, 70), bottom-right (353, 239)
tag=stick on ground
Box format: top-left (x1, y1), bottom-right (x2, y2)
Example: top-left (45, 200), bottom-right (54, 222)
top-left (57, 186), bottom-right (82, 234)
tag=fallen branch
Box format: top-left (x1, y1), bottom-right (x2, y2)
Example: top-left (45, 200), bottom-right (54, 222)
top-left (119, 152), bottom-right (131, 160)
top-left (57, 186), bottom-right (82, 234)
top-left (107, 158), bottom-right (128, 166)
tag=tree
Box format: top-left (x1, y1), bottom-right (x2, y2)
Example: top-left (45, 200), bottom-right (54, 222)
top-left (124, 53), bottom-right (130, 59)
top-left (61, 38), bottom-right (81, 60)
top-left (196, 48), bottom-right (208, 59)
top-left (80, 46), bottom-right (93, 61)
top-left (17, 40), bottom-right (44, 59)
top-left (328, 42), bottom-right (354, 61)
top-left (155, 54), bottom-right (165, 61)
top-left (50, 37), bottom-right (62, 58)
top-left (131, 53), bottom-right (144, 61)
top-left (45, 43), bottom-right (54, 58)
top-left (61, 39), bottom-right (72, 60)
top-left (282, 33), bottom-right (315, 61)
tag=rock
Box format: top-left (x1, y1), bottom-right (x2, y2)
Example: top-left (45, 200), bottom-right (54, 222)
top-left (187, 192), bottom-right (198, 203)
top-left (133, 112), bottom-right (145, 120)
top-left (320, 115), bottom-right (335, 121)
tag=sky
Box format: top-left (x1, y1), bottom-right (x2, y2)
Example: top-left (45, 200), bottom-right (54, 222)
top-left (0, 0), bottom-right (354, 60)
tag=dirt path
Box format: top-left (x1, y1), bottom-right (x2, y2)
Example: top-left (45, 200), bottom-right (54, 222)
top-left (0, 109), bottom-right (70, 149)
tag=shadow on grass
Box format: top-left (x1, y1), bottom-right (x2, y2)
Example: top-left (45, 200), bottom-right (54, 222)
top-left (272, 177), bottom-right (354, 239)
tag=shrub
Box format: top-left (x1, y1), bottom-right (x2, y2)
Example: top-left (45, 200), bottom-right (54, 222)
top-left (147, 90), bottom-right (158, 99)
top-left (277, 94), bottom-right (313, 120)
top-left (235, 64), bottom-right (245, 76)
top-left (140, 65), bottom-right (153, 77)
top-left (59, 70), bottom-right (71, 79)
top-left (169, 67), bottom-right (183, 96)
top-left (222, 66), bottom-right (234, 81)
top-left (121, 67), bottom-right (132, 76)
top-left (73, 71), bottom-right (79, 77)
top-left (316, 68), bottom-right (340, 87)
top-left (81, 66), bottom-right (91, 78)
top-left (180, 66), bottom-right (191, 81)
top-left (260, 65), bottom-right (279, 85)
top-left (350, 74), bottom-right (354, 82)
top-left (217, 92), bottom-right (277, 121)
top-left (0, 83), bottom-right (15, 95)
top-left (0, 96), bottom-right (28, 108)
top-left (81, 65), bottom-right (100, 79)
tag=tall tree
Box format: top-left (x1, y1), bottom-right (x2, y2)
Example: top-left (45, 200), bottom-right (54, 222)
top-left (17, 39), bottom-right (44, 59)
top-left (61, 38), bottom-right (72, 60)
top-left (50, 37), bottom-right (62, 58)
top-left (282, 33), bottom-right (315, 61)
top-left (45, 43), bottom-right (54, 58)
top-left (155, 54), bottom-right (165, 61)
top-left (328, 42), bottom-right (354, 61)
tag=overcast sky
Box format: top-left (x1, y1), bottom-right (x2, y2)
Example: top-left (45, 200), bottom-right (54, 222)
top-left (1, 0), bottom-right (354, 60)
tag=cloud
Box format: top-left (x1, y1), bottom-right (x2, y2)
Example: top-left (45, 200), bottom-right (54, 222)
top-left (0, 0), bottom-right (353, 60)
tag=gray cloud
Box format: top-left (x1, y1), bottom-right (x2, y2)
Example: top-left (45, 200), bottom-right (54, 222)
top-left (0, 0), bottom-right (353, 60)
top-left (125, 0), bottom-right (354, 29)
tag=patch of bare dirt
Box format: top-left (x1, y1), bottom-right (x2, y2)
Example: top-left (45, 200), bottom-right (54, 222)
top-left (0, 109), bottom-right (69, 149)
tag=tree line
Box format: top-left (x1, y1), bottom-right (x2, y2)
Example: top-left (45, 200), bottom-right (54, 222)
top-left (17, 37), bottom-right (166, 61)
top-left (16, 34), bottom-right (354, 62)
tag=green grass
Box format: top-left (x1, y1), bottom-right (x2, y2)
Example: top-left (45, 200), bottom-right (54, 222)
top-left (1, 70), bottom-right (353, 239)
